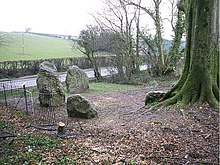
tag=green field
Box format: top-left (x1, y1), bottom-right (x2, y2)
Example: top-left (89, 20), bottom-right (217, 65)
top-left (0, 32), bottom-right (83, 61)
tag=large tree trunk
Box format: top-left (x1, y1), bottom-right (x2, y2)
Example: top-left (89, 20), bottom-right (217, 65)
top-left (161, 0), bottom-right (219, 108)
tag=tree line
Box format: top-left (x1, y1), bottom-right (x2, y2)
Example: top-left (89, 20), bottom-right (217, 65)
top-left (1, 0), bottom-right (219, 107)
top-left (77, 0), bottom-right (219, 108)
top-left (77, 0), bottom-right (185, 81)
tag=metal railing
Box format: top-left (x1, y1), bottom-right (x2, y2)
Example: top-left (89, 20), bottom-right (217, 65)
top-left (0, 81), bottom-right (57, 126)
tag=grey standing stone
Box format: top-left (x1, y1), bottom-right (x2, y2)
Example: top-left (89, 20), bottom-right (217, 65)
top-left (65, 65), bottom-right (89, 94)
top-left (37, 61), bottom-right (65, 107)
top-left (67, 94), bottom-right (98, 119)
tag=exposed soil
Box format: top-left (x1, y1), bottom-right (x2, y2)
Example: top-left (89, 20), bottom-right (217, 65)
top-left (0, 85), bottom-right (219, 164)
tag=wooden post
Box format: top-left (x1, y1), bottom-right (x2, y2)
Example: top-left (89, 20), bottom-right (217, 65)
top-left (57, 122), bottom-right (65, 135)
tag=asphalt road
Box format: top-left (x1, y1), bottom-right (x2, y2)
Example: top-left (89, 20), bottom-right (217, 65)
top-left (0, 65), bottom-right (148, 91)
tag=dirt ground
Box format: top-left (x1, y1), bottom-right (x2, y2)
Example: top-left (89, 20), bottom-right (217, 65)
top-left (1, 85), bottom-right (219, 164)
top-left (76, 88), bottom-right (219, 164)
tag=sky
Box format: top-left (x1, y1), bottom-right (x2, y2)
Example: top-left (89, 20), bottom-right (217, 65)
top-left (0, 0), bottom-right (174, 39)
top-left (0, 0), bottom-right (103, 36)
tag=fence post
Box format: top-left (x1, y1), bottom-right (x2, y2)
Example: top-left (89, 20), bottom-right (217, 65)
top-left (3, 84), bottom-right (8, 107)
top-left (23, 84), bottom-right (28, 115)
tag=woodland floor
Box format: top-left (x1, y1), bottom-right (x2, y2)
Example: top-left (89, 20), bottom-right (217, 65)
top-left (0, 80), bottom-right (219, 164)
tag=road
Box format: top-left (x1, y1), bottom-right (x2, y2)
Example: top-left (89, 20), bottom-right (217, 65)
top-left (0, 65), bottom-right (148, 91)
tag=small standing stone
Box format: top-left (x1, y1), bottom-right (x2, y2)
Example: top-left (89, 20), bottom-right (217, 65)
top-left (67, 94), bottom-right (98, 119)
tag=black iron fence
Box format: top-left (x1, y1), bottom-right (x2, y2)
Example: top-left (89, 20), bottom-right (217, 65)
top-left (0, 80), bottom-right (57, 126)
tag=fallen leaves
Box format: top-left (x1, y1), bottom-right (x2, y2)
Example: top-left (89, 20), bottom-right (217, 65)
top-left (0, 89), bottom-right (219, 164)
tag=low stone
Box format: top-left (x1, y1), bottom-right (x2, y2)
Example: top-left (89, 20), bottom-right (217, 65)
top-left (67, 94), bottom-right (98, 119)
top-left (37, 61), bottom-right (65, 107)
top-left (145, 91), bottom-right (166, 105)
top-left (175, 57), bottom-right (184, 77)
top-left (148, 80), bottom-right (159, 88)
top-left (65, 65), bottom-right (89, 94)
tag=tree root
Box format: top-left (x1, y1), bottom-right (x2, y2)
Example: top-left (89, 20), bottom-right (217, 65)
top-left (154, 90), bottom-right (219, 109)
top-left (142, 87), bottom-right (219, 112)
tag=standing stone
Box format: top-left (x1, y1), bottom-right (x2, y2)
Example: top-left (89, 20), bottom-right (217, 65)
top-left (37, 61), bottom-right (65, 107)
top-left (67, 94), bottom-right (98, 119)
top-left (65, 65), bottom-right (89, 94)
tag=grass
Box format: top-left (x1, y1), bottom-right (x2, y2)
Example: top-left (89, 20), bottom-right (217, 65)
top-left (0, 86), bottom-right (39, 101)
top-left (86, 82), bottom-right (143, 95)
top-left (2, 82), bottom-right (143, 102)
top-left (65, 82), bottom-right (143, 97)
top-left (0, 133), bottom-right (62, 164)
top-left (0, 119), bottom-right (15, 131)
top-left (0, 32), bottom-right (83, 61)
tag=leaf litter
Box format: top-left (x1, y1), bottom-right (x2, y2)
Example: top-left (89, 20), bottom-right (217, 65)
top-left (0, 85), bottom-right (219, 164)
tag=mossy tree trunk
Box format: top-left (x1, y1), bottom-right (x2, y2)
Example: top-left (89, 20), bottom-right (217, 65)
top-left (161, 0), bottom-right (219, 108)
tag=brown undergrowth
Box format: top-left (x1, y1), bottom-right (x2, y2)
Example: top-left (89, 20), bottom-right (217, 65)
top-left (0, 84), bottom-right (219, 164)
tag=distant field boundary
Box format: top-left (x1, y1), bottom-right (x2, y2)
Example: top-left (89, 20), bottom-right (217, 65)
top-left (0, 55), bottom-right (115, 79)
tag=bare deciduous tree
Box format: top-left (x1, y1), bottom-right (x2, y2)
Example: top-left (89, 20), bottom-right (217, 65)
top-left (77, 25), bottom-right (103, 80)
top-left (92, 0), bottom-right (142, 81)
top-left (127, 0), bottom-right (165, 74)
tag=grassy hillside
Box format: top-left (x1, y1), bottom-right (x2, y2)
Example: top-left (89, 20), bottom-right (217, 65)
top-left (0, 32), bottom-right (83, 61)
